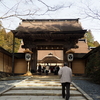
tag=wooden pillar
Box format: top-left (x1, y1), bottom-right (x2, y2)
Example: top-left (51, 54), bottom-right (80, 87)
top-left (63, 46), bottom-right (67, 63)
top-left (30, 48), bottom-right (37, 73)
top-left (12, 33), bottom-right (15, 75)
top-left (63, 44), bottom-right (72, 63)
top-left (68, 62), bottom-right (72, 68)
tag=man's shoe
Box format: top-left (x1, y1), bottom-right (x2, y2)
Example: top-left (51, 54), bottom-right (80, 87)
top-left (62, 96), bottom-right (65, 98)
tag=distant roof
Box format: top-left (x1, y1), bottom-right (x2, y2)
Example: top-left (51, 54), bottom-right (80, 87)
top-left (13, 18), bottom-right (84, 34)
top-left (39, 53), bottom-right (63, 63)
top-left (71, 39), bottom-right (90, 53)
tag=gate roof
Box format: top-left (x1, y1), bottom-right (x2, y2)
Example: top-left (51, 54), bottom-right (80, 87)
top-left (12, 19), bottom-right (86, 49)
top-left (12, 18), bottom-right (86, 37)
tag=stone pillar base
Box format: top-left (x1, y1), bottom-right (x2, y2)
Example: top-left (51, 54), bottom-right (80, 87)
top-left (24, 71), bottom-right (32, 76)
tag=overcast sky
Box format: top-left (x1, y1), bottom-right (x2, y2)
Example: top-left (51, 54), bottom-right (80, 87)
top-left (0, 0), bottom-right (100, 43)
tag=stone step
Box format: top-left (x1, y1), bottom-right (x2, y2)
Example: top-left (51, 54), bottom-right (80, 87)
top-left (13, 86), bottom-right (77, 90)
top-left (25, 80), bottom-right (60, 83)
top-left (15, 81), bottom-right (73, 87)
top-left (0, 95), bottom-right (87, 100)
top-left (3, 89), bottom-right (82, 96)
top-left (19, 80), bottom-right (56, 82)
top-left (15, 84), bottom-right (73, 87)
top-left (21, 81), bottom-right (60, 84)
top-left (0, 76), bottom-right (91, 100)
top-left (27, 78), bottom-right (60, 81)
top-left (16, 84), bottom-right (61, 87)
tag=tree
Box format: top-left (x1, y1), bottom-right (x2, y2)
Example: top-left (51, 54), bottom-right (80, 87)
top-left (15, 37), bottom-right (21, 53)
top-left (84, 30), bottom-right (99, 47)
top-left (93, 41), bottom-right (99, 47)
top-left (0, 22), bottom-right (21, 52)
top-left (86, 46), bottom-right (100, 83)
top-left (0, 27), bottom-right (7, 48)
top-left (4, 31), bottom-right (21, 53)
top-left (84, 30), bottom-right (95, 47)
top-left (0, 30), bottom-right (5, 47)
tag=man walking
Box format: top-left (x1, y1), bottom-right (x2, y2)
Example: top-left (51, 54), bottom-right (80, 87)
top-left (58, 63), bottom-right (72, 100)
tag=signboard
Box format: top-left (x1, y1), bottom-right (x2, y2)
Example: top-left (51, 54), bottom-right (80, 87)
top-left (25, 53), bottom-right (31, 61)
top-left (67, 53), bottom-right (73, 62)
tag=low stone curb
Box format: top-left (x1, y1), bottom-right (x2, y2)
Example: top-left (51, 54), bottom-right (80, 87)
top-left (0, 85), bottom-right (14, 96)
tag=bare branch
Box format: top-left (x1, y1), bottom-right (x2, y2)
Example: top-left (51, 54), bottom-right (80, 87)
top-left (37, 0), bottom-right (72, 15)
top-left (0, 10), bottom-right (38, 19)
top-left (79, 1), bottom-right (100, 21)
top-left (0, 0), bottom-right (72, 20)
top-left (1, 1), bottom-right (22, 18)
top-left (0, 0), bottom-right (73, 32)
top-left (85, 4), bottom-right (100, 20)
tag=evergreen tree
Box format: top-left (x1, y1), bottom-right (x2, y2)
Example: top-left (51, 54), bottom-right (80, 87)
top-left (0, 22), bottom-right (21, 53)
top-left (0, 28), bottom-right (6, 47)
top-left (6, 31), bottom-right (13, 52)
top-left (6, 31), bottom-right (21, 53)
top-left (15, 37), bottom-right (21, 53)
top-left (94, 41), bottom-right (100, 47)
top-left (84, 30), bottom-right (99, 47)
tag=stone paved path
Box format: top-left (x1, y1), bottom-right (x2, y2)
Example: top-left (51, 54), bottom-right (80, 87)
top-left (0, 75), bottom-right (93, 100)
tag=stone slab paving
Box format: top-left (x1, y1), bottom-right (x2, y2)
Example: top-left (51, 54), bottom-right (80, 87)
top-left (0, 95), bottom-right (87, 100)
top-left (13, 86), bottom-right (76, 90)
top-left (0, 75), bottom-right (93, 100)
top-left (3, 89), bottom-right (82, 96)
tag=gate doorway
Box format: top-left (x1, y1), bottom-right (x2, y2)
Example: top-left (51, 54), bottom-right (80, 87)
top-left (37, 50), bottom-right (63, 74)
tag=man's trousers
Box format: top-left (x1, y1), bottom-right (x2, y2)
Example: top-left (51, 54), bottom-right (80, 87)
top-left (61, 82), bottom-right (70, 100)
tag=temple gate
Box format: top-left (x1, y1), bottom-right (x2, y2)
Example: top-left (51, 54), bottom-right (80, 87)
top-left (12, 19), bottom-right (86, 72)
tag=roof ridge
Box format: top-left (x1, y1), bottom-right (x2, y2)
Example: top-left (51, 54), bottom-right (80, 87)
top-left (22, 18), bottom-right (80, 22)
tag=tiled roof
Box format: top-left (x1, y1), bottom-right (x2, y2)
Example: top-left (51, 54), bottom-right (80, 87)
top-left (16, 19), bottom-right (83, 32)
top-left (71, 41), bottom-right (90, 53)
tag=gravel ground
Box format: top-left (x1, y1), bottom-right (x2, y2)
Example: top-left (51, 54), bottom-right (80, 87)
top-left (73, 77), bottom-right (100, 100)
top-left (0, 76), bottom-right (29, 93)
top-left (0, 80), bottom-right (21, 93)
